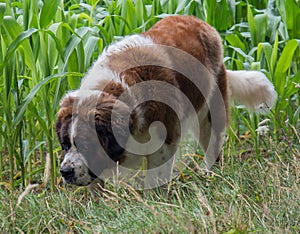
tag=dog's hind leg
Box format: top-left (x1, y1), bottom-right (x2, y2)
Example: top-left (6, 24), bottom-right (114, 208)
top-left (196, 66), bottom-right (228, 168)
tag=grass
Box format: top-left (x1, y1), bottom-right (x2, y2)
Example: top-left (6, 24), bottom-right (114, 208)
top-left (2, 149), bottom-right (299, 233)
top-left (0, 0), bottom-right (299, 233)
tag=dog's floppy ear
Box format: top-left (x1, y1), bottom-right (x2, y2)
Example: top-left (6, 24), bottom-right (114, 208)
top-left (55, 93), bottom-right (77, 151)
top-left (91, 99), bottom-right (133, 162)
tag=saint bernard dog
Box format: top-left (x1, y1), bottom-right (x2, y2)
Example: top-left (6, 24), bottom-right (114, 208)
top-left (55, 15), bottom-right (276, 188)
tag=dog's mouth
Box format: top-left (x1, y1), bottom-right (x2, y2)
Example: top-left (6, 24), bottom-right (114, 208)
top-left (62, 174), bottom-right (94, 186)
top-left (88, 168), bottom-right (98, 181)
top-left (62, 175), bottom-right (77, 185)
top-left (60, 165), bottom-right (99, 186)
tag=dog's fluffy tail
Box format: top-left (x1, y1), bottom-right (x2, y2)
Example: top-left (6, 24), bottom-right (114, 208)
top-left (227, 70), bottom-right (277, 112)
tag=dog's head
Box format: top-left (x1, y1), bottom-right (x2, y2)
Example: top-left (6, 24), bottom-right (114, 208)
top-left (55, 90), bottom-right (132, 186)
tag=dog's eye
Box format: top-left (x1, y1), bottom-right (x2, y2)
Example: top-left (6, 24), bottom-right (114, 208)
top-left (61, 141), bottom-right (71, 151)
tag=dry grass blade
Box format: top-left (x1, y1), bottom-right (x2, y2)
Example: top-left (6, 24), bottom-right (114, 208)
top-left (17, 153), bottom-right (51, 207)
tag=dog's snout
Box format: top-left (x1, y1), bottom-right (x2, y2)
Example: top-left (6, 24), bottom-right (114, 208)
top-left (60, 166), bottom-right (75, 179)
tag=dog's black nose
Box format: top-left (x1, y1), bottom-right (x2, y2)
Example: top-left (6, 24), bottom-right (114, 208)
top-left (60, 166), bottom-right (75, 179)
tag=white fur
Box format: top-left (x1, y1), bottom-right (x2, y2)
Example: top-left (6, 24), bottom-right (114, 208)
top-left (62, 89), bottom-right (102, 101)
top-left (227, 70), bottom-right (277, 112)
top-left (80, 35), bottom-right (154, 91)
top-left (76, 90), bottom-right (102, 105)
top-left (59, 90), bottom-right (79, 106)
top-left (61, 149), bottom-right (91, 186)
top-left (80, 66), bottom-right (118, 90)
top-left (70, 117), bottom-right (78, 145)
top-left (102, 34), bottom-right (154, 58)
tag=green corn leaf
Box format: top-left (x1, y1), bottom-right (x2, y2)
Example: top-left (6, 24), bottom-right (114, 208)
top-left (119, 0), bottom-right (127, 34)
top-left (22, 0), bottom-right (30, 30)
top-left (102, 17), bottom-right (116, 43)
top-left (274, 39), bottom-right (299, 93)
top-left (254, 13), bottom-right (267, 43)
top-left (276, 0), bottom-right (286, 24)
top-left (228, 57), bottom-right (245, 70)
top-left (270, 32), bottom-right (279, 77)
top-left (285, 0), bottom-right (300, 38)
top-left (1, 23), bottom-right (37, 75)
top-left (24, 141), bottom-right (46, 164)
top-left (226, 34), bottom-right (246, 52)
top-left (228, 45), bottom-right (254, 62)
top-left (0, 3), bottom-right (6, 26)
top-left (84, 35), bottom-right (100, 68)
top-left (0, 35), bottom-right (5, 64)
top-left (135, 0), bottom-right (147, 26)
top-left (40, 0), bottom-right (61, 28)
top-left (205, 0), bottom-right (217, 26)
top-left (125, 0), bottom-right (137, 33)
top-left (3, 55), bottom-right (15, 101)
top-left (215, 0), bottom-right (232, 30)
top-left (63, 27), bottom-right (91, 71)
top-left (247, 4), bottom-right (257, 46)
top-left (96, 24), bottom-right (110, 46)
top-left (266, 13), bottom-right (281, 43)
top-left (250, 61), bottom-right (261, 70)
top-left (27, 102), bottom-right (48, 135)
top-left (284, 71), bottom-right (300, 98)
top-left (67, 52), bottom-right (80, 89)
top-left (77, 41), bottom-right (85, 72)
top-left (176, 0), bottom-right (189, 14)
top-left (184, 1), bottom-right (196, 16)
top-left (45, 29), bottom-right (65, 66)
top-left (48, 22), bottom-right (74, 50)
top-left (276, 40), bottom-right (299, 74)
top-left (2, 16), bottom-right (22, 40)
top-left (22, 0), bottom-right (39, 30)
top-left (257, 42), bottom-right (272, 65)
top-left (119, 0), bottom-right (137, 34)
top-left (151, 0), bottom-right (163, 16)
top-left (12, 72), bottom-right (83, 127)
top-left (167, 0), bottom-right (177, 14)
